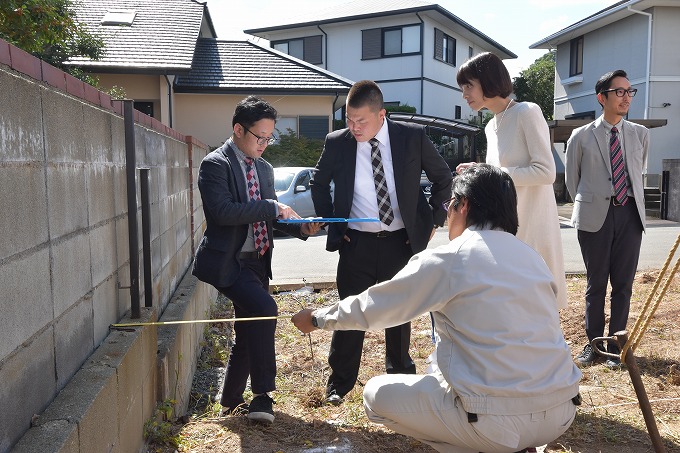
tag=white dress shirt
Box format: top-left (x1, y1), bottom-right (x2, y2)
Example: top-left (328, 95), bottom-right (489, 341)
top-left (348, 119), bottom-right (405, 232)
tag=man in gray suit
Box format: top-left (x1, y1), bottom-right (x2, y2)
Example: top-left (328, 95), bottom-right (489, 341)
top-left (566, 69), bottom-right (649, 368)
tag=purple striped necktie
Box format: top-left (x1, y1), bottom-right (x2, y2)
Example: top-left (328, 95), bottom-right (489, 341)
top-left (244, 157), bottom-right (269, 255)
top-left (609, 126), bottom-right (628, 206)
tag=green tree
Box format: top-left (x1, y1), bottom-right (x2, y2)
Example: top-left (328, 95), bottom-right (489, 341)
top-left (0, 0), bottom-right (103, 74)
top-left (265, 130), bottom-right (325, 167)
top-left (513, 50), bottom-right (556, 120)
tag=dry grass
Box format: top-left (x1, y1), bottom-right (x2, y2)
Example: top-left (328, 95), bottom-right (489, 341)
top-left (146, 269), bottom-right (680, 453)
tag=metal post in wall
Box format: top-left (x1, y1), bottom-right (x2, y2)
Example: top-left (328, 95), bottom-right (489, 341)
top-left (140, 167), bottom-right (153, 308)
top-left (123, 100), bottom-right (141, 318)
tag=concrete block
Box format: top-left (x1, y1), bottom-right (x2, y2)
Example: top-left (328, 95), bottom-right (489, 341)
top-left (115, 216), bottom-right (130, 272)
top-left (112, 164), bottom-right (127, 217)
top-left (0, 328), bottom-right (56, 452)
top-left (89, 221), bottom-right (117, 287)
top-left (92, 276), bottom-right (118, 346)
top-left (84, 106), bottom-right (113, 163)
top-left (87, 165), bottom-right (116, 227)
top-left (0, 69), bottom-right (44, 161)
top-left (54, 297), bottom-right (95, 390)
top-left (0, 165), bottom-right (48, 261)
top-left (51, 233), bottom-right (92, 318)
top-left (45, 163), bottom-right (88, 238)
top-left (0, 248), bottom-right (52, 358)
top-left (110, 115), bottom-right (126, 165)
top-left (144, 132), bottom-right (166, 167)
top-left (42, 89), bottom-right (86, 163)
top-left (11, 419), bottom-right (78, 453)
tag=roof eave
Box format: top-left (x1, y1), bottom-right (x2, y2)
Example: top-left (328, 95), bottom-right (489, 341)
top-left (173, 87), bottom-right (351, 95)
top-left (530, 0), bottom-right (645, 49)
top-left (245, 5), bottom-right (516, 59)
top-left (65, 63), bottom-right (194, 75)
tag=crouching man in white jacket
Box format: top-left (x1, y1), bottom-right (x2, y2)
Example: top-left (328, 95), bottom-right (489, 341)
top-left (292, 164), bottom-right (581, 453)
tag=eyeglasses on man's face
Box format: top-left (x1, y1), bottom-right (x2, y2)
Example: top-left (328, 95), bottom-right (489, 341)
top-left (242, 125), bottom-right (277, 146)
top-left (442, 196), bottom-right (460, 212)
top-left (600, 88), bottom-right (638, 98)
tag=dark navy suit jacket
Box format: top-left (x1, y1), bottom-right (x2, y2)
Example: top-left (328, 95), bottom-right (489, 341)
top-left (311, 119), bottom-right (453, 254)
top-left (192, 142), bottom-right (304, 288)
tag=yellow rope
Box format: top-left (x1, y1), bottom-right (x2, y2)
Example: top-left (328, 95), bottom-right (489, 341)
top-left (622, 233), bottom-right (680, 359)
top-left (110, 315), bottom-right (292, 328)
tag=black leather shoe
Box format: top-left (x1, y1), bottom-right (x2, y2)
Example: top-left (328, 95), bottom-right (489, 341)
top-left (576, 344), bottom-right (597, 365)
top-left (326, 393), bottom-right (343, 406)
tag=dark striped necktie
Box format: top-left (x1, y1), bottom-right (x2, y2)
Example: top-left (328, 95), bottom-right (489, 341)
top-left (610, 126), bottom-right (628, 206)
top-left (369, 138), bottom-right (394, 225)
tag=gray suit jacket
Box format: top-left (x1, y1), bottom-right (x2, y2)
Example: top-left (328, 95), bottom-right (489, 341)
top-left (565, 116), bottom-right (649, 233)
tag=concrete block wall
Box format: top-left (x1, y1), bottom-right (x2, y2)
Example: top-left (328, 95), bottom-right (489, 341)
top-left (0, 38), bottom-right (211, 452)
top-left (663, 159), bottom-right (680, 222)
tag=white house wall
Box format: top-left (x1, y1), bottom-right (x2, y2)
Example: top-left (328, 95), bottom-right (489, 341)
top-left (254, 13), bottom-right (498, 123)
top-left (553, 6), bottom-right (678, 176)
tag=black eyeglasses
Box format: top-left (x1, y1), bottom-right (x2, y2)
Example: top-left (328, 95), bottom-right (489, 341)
top-left (241, 125), bottom-right (277, 146)
top-left (600, 88), bottom-right (638, 98)
top-left (442, 196), bottom-right (460, 212)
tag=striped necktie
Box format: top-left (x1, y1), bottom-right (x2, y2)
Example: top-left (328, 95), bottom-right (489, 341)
top-left (369, 138), bottom-right (394, 225)
top-left (244, 157), bottom-right (270, 255)
top-left (610, 126), bottom-right (628, 206)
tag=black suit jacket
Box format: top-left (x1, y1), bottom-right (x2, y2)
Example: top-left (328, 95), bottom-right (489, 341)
top-left (311, 119), bottom-right (453, 254)
top-left (192, 142), bottom-right (304, 288)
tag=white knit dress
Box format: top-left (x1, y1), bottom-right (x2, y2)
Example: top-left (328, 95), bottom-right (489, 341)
top-left (485, 102), bottom-right (568, 310)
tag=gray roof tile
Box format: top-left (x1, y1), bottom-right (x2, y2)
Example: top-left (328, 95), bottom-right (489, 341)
top-left (174, 40), bottom-right (352, 93)
top-left (68, 0), bottom-right (208, 72)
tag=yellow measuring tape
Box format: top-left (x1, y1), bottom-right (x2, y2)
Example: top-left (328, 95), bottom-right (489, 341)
top-left (110, 315), bottom-right (293, 329)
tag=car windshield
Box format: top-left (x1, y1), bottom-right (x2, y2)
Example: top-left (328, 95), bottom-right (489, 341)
top-left (274, 171), bottom-right (295, 192)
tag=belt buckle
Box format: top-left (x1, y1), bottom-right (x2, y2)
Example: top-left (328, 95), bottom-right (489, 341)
top-left (376, 231), bottom-right (388, 238)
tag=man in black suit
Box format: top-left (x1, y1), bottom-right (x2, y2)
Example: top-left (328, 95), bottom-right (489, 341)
top-left (311, 80), bottom-right (453, 404)
top-left (192, 96), bottom-right (321, 424)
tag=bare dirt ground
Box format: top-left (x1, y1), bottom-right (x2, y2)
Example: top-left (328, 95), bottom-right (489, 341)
top-left (145, 269), bottom-right (680, 453)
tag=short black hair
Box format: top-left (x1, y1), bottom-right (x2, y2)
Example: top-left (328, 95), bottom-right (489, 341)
top-left (232, 96), bottom-right (278, 128)
top-left (456, 52), bottom-right (513, 99)
top-left (347, 80), bottom-right (384, 112)
top-left (451, 164), bottom-right (518, 235)
top-left (595, 69), bottom-right (628, 107)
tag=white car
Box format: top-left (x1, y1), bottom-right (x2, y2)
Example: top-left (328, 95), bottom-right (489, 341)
top-left (274, 167), bottom-right (319, 218)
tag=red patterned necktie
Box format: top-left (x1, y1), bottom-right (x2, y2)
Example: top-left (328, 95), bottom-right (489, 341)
top-left (244, 157), bottom-right (269, 255)
top-left (369, 138), bottom-right (394, 225)
top-left (610, 126), bottom-right (628, 206)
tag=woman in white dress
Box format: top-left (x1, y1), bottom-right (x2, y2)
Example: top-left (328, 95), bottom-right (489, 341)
top-left (456, 52), bottom-right (568, 310)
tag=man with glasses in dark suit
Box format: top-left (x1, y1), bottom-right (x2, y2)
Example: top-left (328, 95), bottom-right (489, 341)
top-left (192, 96), bottom-right (322, 424)
top-left (565, 69), bottom-right (649, 368)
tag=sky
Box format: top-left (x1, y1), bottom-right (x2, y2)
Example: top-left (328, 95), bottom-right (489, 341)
top-left (203, 0), bottom-right (617, 78)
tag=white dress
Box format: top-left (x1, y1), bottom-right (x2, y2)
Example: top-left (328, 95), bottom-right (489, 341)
top-left (485, 102), bottom-right (568, 309)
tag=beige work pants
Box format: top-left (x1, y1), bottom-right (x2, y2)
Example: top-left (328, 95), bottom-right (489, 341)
top-left (363, 373), bottom-right (576, 453)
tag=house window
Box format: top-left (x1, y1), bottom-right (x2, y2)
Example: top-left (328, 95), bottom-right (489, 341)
top-left (299, 116), bottom-right (329, 139)
top-left (362, 24), bottom-right (421, 59)
top-left (455, 106), bottom-right (461, 119)
top-left (434, 29), bottom-right (456, 65)
top-left (134, 101), bottom-right (153, 117)
top-left (569, 36), bottom-right (583, 76)
top-left (276, 117), bottom-right (298, 139)
top-left (272, 35), bottom-right (322, 64)
top-left (468, 46), bottom-right (473, 59)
